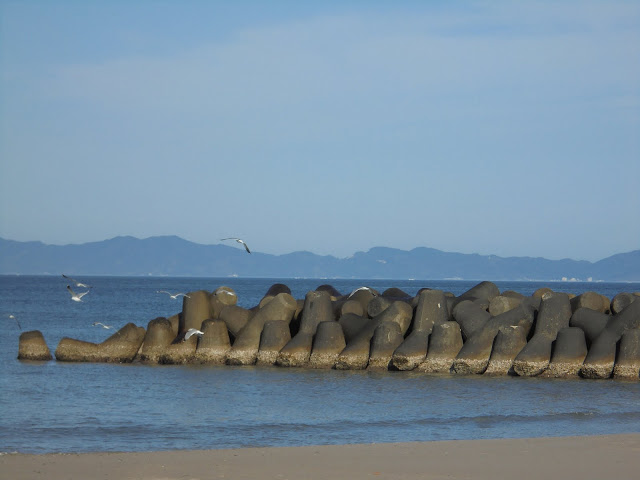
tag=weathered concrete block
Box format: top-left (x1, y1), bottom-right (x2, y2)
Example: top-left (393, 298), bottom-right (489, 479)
top-left (452, 300), bottom-right (491, 341)
top-left (390, 331), bottom-right (429, 371)
top-left (180, 290), bottom-right (211, 333)
top-left (570, 291), bottom-right (609, 314)
top-left (340, 299), bottom-right (365, 318)
top-left (338, 313), bottom-right (372, 344)
top-left (613, 329), bottom-right (640, 380)
top-left (582, 300), bottom-right (640, 379)
top-left (569, 308), bottom-right (610, 346)
top-left (194, 319), bottom-right (231, 364)
top-left (18, 330), bottom-right (52, 361)
top-left (611, 293), bottom-right (636, 315)
top-left (309, 321), bottom-right (346, 369)
top-left (256, 320), bottom-right (291, 366)
top-left (513, 292), bottom-right (572, 377)
top-left (368, 322), bottom-right (405, 370)
top-left (412, 289), bottom-right (451, 334)
top-left (488, 295), bottom-right (523, 316)
top-left (226, 293), bottom-right (297, 366)
top-left (367, 296), bottom-right (392, 317)
top-left (315, 284), bottom-right (342, 298)
top-left (391, 289), bottom-right (449, 371)
top-left (346, 288), bottom-right (377, 316)
top-left (453, 303), bottom-right (536, 375)
top-left (542, 327), bottom-right (588, 378)
top-left (56, 323), bottom-right (146, 363)
top-left (533, 287), bottom-right (554, 299)
top-left (138, 317), bottom-right (175, 363)
top-left (453, 281), bottom-right (500, 309)
top-left (484, 326), bottom-right (528, 375)
top-left (218, 305), bottom-right (253, 340)
top-left (417, 322), bottom-right (463, 373)
top-left (298, 291), bottom-right (335, 334)
top-left (208, 286), bottom-right (237, 319)
top-left (336, 301), bottom-right (413, 370)
top-left (276, 332), bottom-right (314, 367)
top-left (275, 291), bottom-right (334, 368)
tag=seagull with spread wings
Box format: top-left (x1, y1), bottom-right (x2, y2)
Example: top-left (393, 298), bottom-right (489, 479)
top-left (67, 285), bottom-right (90, 302)
top-left (157, 291), bottom-right (190, 300)
top-left (62, 274), bottom-right (92, 289)
top-left (184, 328), bottom-right (204, 341)
top-left (220, 237), bottom-right (251, 254)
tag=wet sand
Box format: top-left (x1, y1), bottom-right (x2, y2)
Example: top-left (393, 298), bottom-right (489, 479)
top-left (2, 434), bottom-right (639, 480)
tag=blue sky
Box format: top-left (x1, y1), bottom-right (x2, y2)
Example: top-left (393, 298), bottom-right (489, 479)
top-left (1, 1), bottom-right (638, 261)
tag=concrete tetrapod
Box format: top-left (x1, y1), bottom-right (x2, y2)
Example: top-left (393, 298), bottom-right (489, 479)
top-left (208, 286), bottom-right (238, 319)
top-left (484, 326), bottom-right (529, 375)
top-left (542, 327), bottom-right (588, 378)
top-left (368, 322), bottom-right (406, 370)
top-left (613, 329), bottom-right (640, 380)
top-left (18, 330), bottom-right (52, 361)
top-left (452, 300), bottom-right (492, 341)
top-left (335, 301), bottom-right (413, 370)
top-left (256, 321), bottom-right (291, 366)
top-left (569, 308), bottom-right (610, 347)
top-left (513, 292), bottom-right (572, 377)
top-left (452, 281), bottom-right (500, 310)
top-left (194, 319), bottom-right (231, 364)
top-left (226, 293), bottom-right (297, 366)
top-left (611, 293), bottom-right (636, 315)
top-left (417, 322), bottom-right (464, 373)
top-left (581, 300), bottom-right (640, 379)
top-left (218, 305), bottom-right (253, 340)
top-left (138, 317), bottom-right (175, 363)
top-left (391, 289), bottom-right (450, 371)
top-left (453, 302), bottom-right (536, 375)
top-left (570, 291), bottom-right (609, 314)
top-left (308, 321), bottom-right (346, 369)
top-left (276, 291), bottom-right (335, 368)
top-left (488, 295), bottom-right (524, 316)
top-left (338, 313), bottom-right (373, 344)
top-left (180, 290), bottom-right (211, 333)
top-left (55, 323), bottom-right (146, 363)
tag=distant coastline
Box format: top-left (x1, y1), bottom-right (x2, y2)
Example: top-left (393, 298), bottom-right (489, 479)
top-left (1, 236), bottom-right (638, 282)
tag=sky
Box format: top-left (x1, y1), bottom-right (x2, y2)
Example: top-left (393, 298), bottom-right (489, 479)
top-left (1, 1), bottom-right (638, 262)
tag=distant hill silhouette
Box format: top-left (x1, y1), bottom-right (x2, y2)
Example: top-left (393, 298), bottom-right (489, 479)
top-left (0, 236), bottom-right (638, 281)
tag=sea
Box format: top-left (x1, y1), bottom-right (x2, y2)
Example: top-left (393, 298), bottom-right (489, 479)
top-left (1, 275), bottom-right (639, 454)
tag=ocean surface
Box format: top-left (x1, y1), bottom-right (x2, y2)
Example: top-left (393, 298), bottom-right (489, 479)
top-left (1, 275), bottom-right (639, 454)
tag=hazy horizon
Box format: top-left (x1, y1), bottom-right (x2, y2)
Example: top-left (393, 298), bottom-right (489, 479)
top-left (1, 1), bottom-right (638, 262)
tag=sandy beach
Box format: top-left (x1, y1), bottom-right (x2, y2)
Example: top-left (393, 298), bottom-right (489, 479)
top-left (2, 434), bottom-right (639, 480)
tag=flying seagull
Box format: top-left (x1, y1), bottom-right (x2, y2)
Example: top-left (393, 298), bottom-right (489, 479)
top-left (62, 274), bottom-right (92, 289)
top-left (348, 286), bottom-right (378, 299)
top-left (184, 328), bottom-right (204, 341)
top-left (220, 237), bottom-right (251, 254)
top-left (157, 290), bottom-right (190, 300)
top-left (67, 285), bottom-right (90, 302)
top-left (93, 322), bottom-right (113, 329)
top-left (9, 314), bottom-right (21, 330)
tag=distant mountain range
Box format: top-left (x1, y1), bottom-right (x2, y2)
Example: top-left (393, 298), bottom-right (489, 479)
top-left (0, 236), bottom-right (638, 281)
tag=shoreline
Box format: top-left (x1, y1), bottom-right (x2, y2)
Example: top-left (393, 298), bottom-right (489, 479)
top-left (2, 434), bottom-right (639, 480)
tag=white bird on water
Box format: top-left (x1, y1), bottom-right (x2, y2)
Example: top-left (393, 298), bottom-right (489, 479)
top-left (157, 291), bottom-right (190, 300)
top-left (93, 322), bottom-right (113, 329)
top-left (184, 328), bottom-right (204, 341)
top-left (220, 237), bottom-right (251, 254)
top-left (62, 274), bottom-right (92, 289)
top-left (67, 285), bottom-right (90, 302)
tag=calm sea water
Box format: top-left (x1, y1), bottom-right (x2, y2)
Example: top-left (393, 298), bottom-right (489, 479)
top-left (1, 275), bottom-right (639, 454)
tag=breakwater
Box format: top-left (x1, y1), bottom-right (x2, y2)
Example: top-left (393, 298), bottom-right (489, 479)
top-left (19, 281), bottom-right (640, 379)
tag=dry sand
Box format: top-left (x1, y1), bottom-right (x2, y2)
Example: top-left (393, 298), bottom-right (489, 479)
top-left (2, 434), bottom-right (639, 480)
